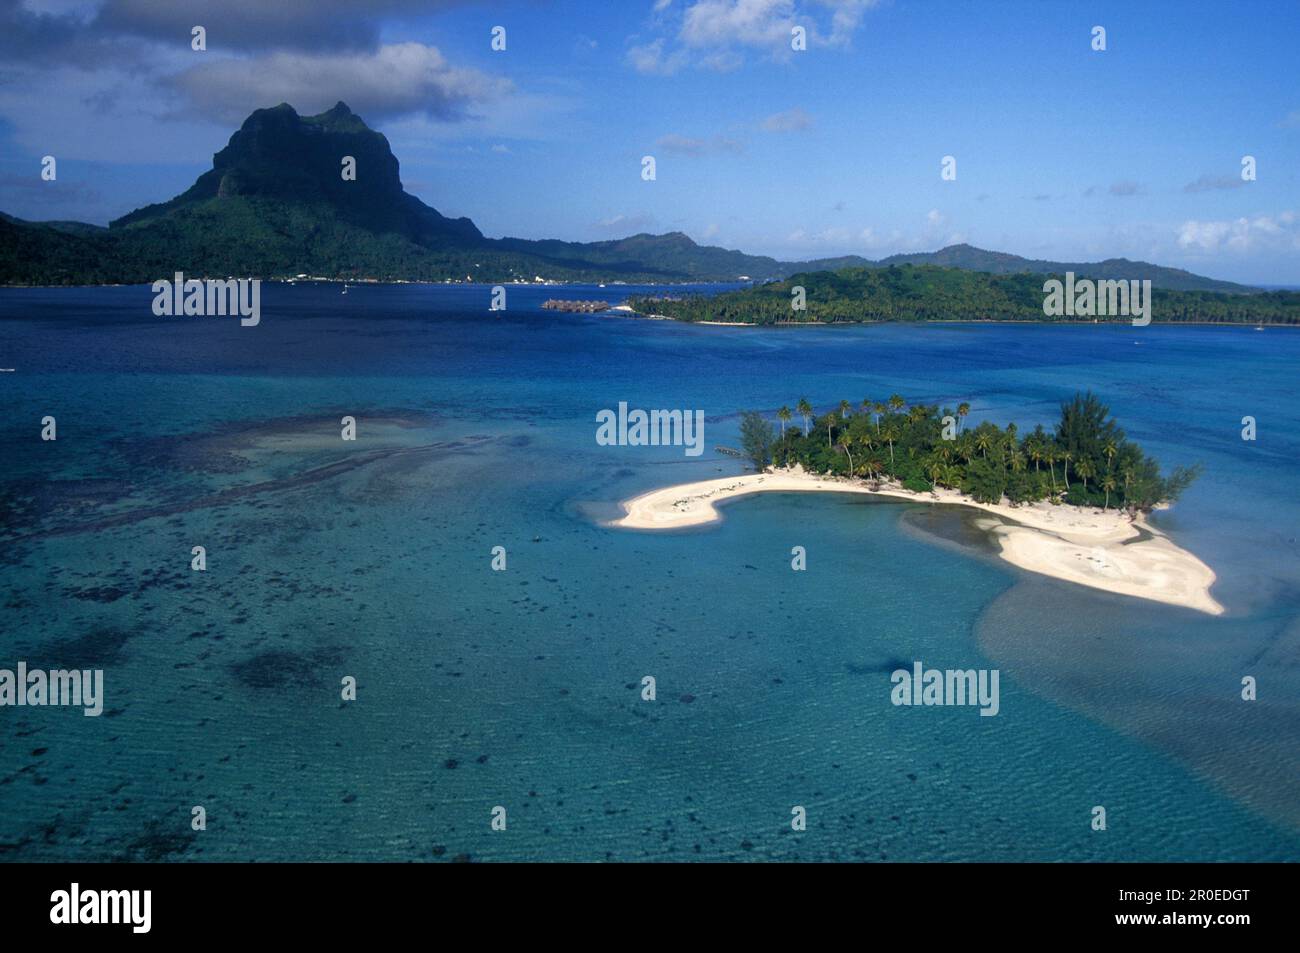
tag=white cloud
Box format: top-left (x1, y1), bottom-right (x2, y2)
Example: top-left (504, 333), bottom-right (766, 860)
top-left (1176, 212), bottom-right (1299, 253)
top-left (782, 224), bottom-right (922, 254)
top-left (167, 42), bottom-right (512, 124)
top-left (593, 213), bottom-right (658, 234)
top-left (629, 0), bottom-right (877, 74)
top-left (1183, 173), bottom-right (1246, 193)
top-left (627, 38), bottom-right (688, 75)
top-left (655, 132), bottom-right (744, 156)
top-left (761, 107), bottom-right (812, 132)
top-left (680, 0), bottom-right (796, 49)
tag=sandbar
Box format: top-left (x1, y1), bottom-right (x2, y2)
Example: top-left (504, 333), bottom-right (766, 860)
top-left (608, 467), bottom-right (1224, 615)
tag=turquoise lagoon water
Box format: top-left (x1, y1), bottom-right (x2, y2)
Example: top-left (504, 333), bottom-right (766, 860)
top-left (0, 283), bottom-right (1297, 861)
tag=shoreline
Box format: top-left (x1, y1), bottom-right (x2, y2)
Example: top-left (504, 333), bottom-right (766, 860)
top-left (620, 314), bottom-right (1297, 328)
top-left (608, 467), bottom-right (1224, 616)
top-left (4, 282), bottom-right (1290, 329)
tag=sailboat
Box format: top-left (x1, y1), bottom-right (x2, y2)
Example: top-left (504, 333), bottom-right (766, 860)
top-left (342, 283), bottom-right (349, 295)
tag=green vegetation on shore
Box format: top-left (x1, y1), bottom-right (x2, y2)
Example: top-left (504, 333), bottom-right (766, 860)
top-left (633, 265), bottom-right (1300, 325)
top-left (739, 392), bottom-right (1199, 511)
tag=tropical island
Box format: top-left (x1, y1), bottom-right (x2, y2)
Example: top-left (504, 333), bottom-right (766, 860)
top-left (743, 392), bottom-right (1198, 510)
top-left (611, 393), bottom-right (1223, 614)
top-left (628, 266), bottom-right (1300, 325)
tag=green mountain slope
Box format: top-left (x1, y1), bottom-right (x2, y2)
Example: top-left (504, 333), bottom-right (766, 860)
top-left (878, 243), bottom-right (1252, 294)
top-left (0, 102), bottom-right (1266, 291)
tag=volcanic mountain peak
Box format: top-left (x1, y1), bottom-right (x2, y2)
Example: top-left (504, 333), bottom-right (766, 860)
top-left (110, 102), bottom-right (480, 243)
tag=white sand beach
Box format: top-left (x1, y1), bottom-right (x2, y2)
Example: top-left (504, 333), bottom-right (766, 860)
top-left (609, 467), bottom-right (1224, 615)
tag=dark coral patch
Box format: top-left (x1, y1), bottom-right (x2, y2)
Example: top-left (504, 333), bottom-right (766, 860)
top-left (36, 626), bottom-right (136, 668)
top-left (229, 647), bottom-right (344, 690)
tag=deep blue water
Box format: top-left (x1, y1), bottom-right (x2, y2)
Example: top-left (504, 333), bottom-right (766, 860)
top-left (1, 282), bottom-right (1297, 861)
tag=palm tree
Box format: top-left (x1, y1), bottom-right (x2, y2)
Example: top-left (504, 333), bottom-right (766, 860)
top-left (796, 398), bottom-right (812, 437)
top-left (1102, 473), bottom-right (1117, 509)
top-left (1045, 446), bottom-right (1058, 491)
top-left (873, 402), bottom-right (887, 429)
top-left (1104, 439), bottom-right (1118, 472)
top-left (1060, 449), bottom-right (1073, 490)
top-left (1010, 449), bottom-right (1026, 474)
top-left (777, 405), bottom-right (792, 440)
top-left (888, 394), bottom-right (905, 414)
top-left (974, 430), bottom-right (993, 459)
top-left (839, 399), bottom-right (851, 420)
top-left (836, 432), bottom-right (855, 476)
top-left (1075, 457), bottom-right (1094, 492)
top-left (882, 423), bottom-right (898, 468)
top-left (823, 413), bottom-right (836, 449)
top-left (925, 455), bottom-right (945, 486)
top-left (957, 402), bottom-right (970, 434)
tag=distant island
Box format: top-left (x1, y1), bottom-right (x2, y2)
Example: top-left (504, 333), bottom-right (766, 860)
top-left (612, 393), bottom-right (1222, 614)
top-left (628, 266), bottom-right (1300, 326)
top-left (0, 101), bottom-right (1271, 294)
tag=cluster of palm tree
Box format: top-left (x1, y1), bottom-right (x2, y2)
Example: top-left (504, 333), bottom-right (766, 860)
top-left (756, 392), bottom-right (1198, 511)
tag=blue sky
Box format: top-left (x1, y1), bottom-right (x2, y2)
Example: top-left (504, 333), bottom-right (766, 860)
top-left (1, 0), bottom-right (1297, 282)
